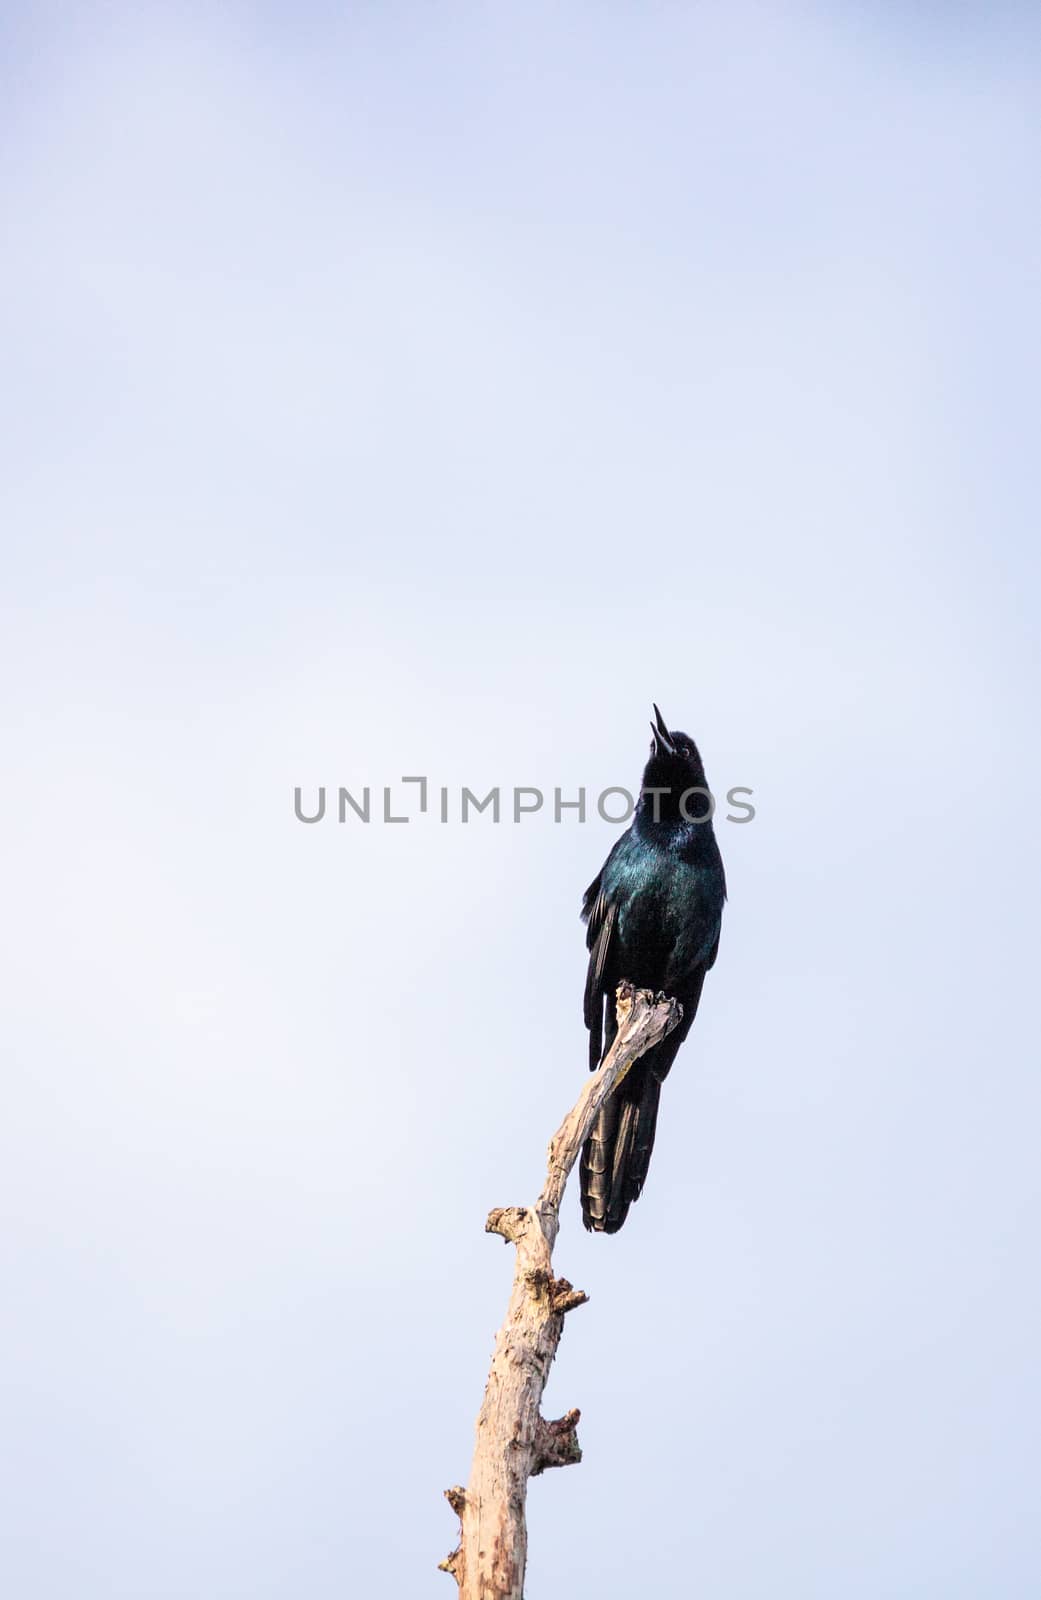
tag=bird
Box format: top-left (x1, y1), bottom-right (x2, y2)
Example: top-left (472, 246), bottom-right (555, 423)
top-left (579, 704), bottom-right (726, 1233)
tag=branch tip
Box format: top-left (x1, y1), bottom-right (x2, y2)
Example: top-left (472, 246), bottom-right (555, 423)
top-left (549, 1276), bottom-right (589, 1314)
top-left (486, 1205), bottom-right (529, 1243)
top-left (532, 1407), bottom-right (583, 1474)
top-left (614, 977), bottom-right (636, 1022)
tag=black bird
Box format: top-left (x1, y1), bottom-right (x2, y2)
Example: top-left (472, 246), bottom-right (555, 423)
top-left (580, 705), bottom-right (726, 1233)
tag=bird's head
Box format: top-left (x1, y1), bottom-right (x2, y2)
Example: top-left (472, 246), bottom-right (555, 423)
top-left (640, 703), bottom-right (710, 821)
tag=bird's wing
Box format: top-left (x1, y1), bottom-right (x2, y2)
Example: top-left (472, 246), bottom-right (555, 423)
top-left (582, 880), bottom-right (618, 1068)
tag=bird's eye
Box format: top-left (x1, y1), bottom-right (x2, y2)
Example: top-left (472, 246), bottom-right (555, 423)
top-left (681, 745), bottom-right (691, 758)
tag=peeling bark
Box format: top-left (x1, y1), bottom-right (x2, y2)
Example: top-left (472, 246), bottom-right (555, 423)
top-left (440, 980), bottom-right (682, 1599)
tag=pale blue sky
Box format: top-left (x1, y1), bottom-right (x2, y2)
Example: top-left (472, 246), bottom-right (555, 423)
top-left (2, 4), bottom-right (1040, 1596)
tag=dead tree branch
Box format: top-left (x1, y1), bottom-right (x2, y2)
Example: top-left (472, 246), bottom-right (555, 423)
top-left (440, 979), bottom-right (682, 1599)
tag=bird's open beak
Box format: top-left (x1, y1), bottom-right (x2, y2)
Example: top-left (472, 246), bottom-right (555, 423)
top-left (650, 702), bottom-right (676, 756)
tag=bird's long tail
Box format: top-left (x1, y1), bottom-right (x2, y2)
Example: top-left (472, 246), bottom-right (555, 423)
top-left (580, 1059), bottom-right (663, 1233)
top-left (580, 975), bottom-right (704, 1233)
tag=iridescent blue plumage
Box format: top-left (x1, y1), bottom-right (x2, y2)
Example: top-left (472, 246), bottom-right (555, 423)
top-left (580, 706), bottom-right (726, 1232)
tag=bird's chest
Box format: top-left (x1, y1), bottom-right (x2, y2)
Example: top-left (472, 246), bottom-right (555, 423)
top-left (615, 863), bottom-right (717, 986)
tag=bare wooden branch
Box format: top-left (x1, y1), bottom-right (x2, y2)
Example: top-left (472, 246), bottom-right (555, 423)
top-left (441, 979), bottom-right (682, 1600)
